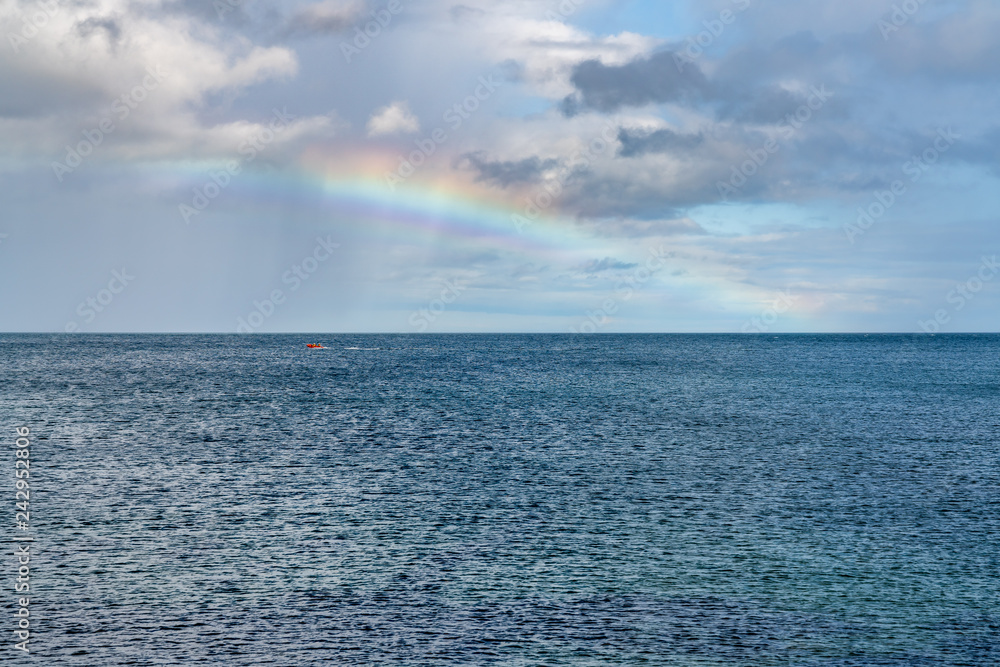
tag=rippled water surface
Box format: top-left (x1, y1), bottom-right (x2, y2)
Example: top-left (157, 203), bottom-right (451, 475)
top-left (3, 334), bottom-right (999, 665)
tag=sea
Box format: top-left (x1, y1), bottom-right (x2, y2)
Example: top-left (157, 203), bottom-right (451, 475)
top-left (2, 334), bottom-right (998, 665)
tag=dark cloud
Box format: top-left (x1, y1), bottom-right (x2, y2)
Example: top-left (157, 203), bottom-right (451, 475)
top-left (280, 1), bottom-right (365, 38)
top-left (456, 152), bottom-right (559, 187)
top-left (560, 51), bottom-right (709, 116)
top-left (618, 127), bottom-right (704, 157)
top-left (77, 17), bottom-right (122, 47)
top-left (578, 257), bottom-right (639, 273)
top-left (560, 33), bottom-right (850, 125)
top-left (716, 86), bottom-right (812, 124)
top-left (555, 176), bottom-right (689, 220)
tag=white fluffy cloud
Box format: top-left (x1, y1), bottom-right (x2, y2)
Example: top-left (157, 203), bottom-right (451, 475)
top-left (366, 100), bottom-right (420, 137)
top-left (441, 3), bottom-right (659, 100)
top-left (0, 0), bottom-right (343, 163)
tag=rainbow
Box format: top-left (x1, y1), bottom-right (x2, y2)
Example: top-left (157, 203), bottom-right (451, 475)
top-left (157, 149), bottom-right (810, 325)
top-left (169, 146), bottom-right (620, 263)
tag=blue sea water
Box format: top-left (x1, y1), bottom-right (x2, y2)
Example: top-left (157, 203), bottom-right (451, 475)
top-left (2, 333), bottom-right (998, 666)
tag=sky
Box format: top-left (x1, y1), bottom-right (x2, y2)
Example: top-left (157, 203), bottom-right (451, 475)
top-left (1, 0), bottom-right (998, 333)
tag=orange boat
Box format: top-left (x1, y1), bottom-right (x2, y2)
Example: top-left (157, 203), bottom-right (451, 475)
top-left (306, 344), bottom-right (325, 349)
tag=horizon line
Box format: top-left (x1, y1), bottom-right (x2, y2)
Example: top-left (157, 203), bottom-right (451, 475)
top-left (1, 331), bottom-right (996, 336)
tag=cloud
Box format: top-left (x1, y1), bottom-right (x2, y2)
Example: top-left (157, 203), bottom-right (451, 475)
top-left (456, 151), bottom-right (559, 187)
top-left (716, 85), bottom-right (816, 124)
top-left (281, 0), bottom-right (367, 38)
top-left (366, 101), bottom-right (420, 137)
top-left (0, 0), bottom-right (315, 163)
top-left (437, 7), bottom-right (658, 102)
top-left (560, 50), bottom-right (709, 116)
top-left (618, 127), bottom-right (704, 157)
top-left (559, 43), bottom-right (841, 126)
top-left (578, 257), bottom-right (639, 273)
top-left (76, 17), bottom-right (122, 47)
top-left (0, 2), bottom-right (299, 109)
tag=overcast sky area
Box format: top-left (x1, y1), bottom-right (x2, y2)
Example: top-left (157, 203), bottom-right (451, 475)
top-left (1, 0), bottom-right (998, 333)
